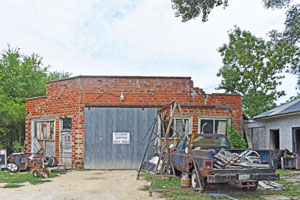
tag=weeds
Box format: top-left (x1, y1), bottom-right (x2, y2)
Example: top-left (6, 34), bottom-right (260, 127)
top-left (0, 171), bottom-right (58, 188)
top-left (142, 170), bottom-right (300, 200)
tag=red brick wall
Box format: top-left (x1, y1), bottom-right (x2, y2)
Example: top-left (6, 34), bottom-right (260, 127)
top-left (25, 76), bottom-right (242, 165)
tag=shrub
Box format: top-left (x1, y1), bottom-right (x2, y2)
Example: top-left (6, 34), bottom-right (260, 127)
top-left (227, 121), bottom-right (246, 149)
top-left (13, 141), bottom-right (24, 153)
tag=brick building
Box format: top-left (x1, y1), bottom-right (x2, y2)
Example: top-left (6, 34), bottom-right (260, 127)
top-left (25, 76), bottom-right (242, 169)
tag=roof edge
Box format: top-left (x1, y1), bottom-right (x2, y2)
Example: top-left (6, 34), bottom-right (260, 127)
top-left (254, 110), bottom-right (300, 120)
top-left (47, 75), bottom-right (192, 84)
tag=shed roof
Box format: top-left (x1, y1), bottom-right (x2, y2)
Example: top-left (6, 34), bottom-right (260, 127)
top-left (253, 98), bottom-right (300, 119)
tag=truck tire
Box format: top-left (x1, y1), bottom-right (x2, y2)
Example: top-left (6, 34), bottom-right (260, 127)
top-left (191, 169), bottom-right (205, 190)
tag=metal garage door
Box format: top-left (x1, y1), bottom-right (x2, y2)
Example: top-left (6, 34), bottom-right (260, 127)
top-left (84, 107), bottom-right (157, 169)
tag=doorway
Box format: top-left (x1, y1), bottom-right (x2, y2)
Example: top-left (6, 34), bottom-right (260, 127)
top-left (270, 129), bottom-right (280, 150)
top-left (60, 118), bottom-right (72, 168)
top-left (293, 128), bottom-right (300, 153)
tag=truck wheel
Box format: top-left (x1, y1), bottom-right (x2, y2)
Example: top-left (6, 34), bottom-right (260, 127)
top-left (191, 169), bottom-right (205, 190)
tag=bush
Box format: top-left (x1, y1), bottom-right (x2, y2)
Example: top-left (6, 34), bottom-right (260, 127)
top-left (227, 121), bottom-right (246, 149)
top-left (13, 141), bottom-right (24, 153)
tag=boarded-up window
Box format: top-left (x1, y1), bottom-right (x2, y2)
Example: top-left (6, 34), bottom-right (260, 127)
top-left (33, 120), bottom-right (55, 157)
top-left (35, 121), bottom-right (54, 140)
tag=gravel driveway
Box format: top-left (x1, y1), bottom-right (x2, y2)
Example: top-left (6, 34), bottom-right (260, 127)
top-left (0, 170), bottom-right (163, 200)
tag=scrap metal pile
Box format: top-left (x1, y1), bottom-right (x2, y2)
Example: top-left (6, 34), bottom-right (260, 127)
top-left (213, 148), bottom-right (262, 169)
top-left (271, 149), bottom-right (300, 170)
top-left (6, 153), bottom-right (57, 178)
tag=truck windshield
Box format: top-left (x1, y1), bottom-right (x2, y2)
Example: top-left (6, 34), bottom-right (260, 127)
top-left (192, 135), bottom-right (230, 148)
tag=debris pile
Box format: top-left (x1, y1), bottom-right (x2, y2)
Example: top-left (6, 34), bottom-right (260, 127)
top-left (271, 149), bottom-right (300, 170)
top-left (214, 148), bottom-right (262, 169)
top-left (258, 181), bottom-right (287, 191)
top-left (271, 149), bottom-right (288, 169)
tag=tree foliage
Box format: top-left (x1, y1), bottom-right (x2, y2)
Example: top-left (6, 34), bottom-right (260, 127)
top-left (171, 0), bottom-right (295, 22)
top-left (217, 27), bottom-right (299, 118)
top-left (283, 4), bottom-right (300, 45)
top-left (171, 0), bottom-right (300, 86)
top-left (0, 46), bottom-right (71, 148)
top-left (171, 0), bottom-right (229, 22)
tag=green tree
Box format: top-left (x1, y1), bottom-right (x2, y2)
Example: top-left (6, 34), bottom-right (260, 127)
top-left (0, 46), bottom-right (71, 148)
top-left (171, 0), bottom-right (300, 88)
top-left (171, 0), bottom-right (294, 22)
top-left (217, 27), bottom-right (299, 118)
top-left (283, 4), bottom-right (300, 45)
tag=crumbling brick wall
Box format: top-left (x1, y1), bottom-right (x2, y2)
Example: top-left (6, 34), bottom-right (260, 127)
top-left (25, 76), bottom-right (242, 165)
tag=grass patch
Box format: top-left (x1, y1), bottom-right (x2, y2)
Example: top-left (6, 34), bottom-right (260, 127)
top-left (142, 173), bottom-right (300, 200)
top-left (3, 183), bottom-right (23, 188)
top-left (276, 169), bottom-right (295, 177)
top-left (0, 171), bottom-right (58, 187)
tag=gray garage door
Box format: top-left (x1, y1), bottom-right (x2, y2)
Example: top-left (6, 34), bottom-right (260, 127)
top-left (84, 107), bottom-right (157, 169)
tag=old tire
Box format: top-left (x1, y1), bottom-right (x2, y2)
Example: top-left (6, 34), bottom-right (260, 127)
top-left (44, 157), bottom-right (50, 167)
top-left (191, 169), bottom-right (205, 190)
top-left (51, 168), bottom-right (66, 173)
top-left (50, 156), bottom-right (57, 167)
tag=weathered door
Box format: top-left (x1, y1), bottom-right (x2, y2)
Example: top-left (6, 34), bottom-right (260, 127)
top-left (60, 131), bottom-right (72, 168)
top-left (84, 107), bottom-right (157, 169)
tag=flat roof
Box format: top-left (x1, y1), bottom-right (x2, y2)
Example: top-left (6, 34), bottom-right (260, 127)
top-left (47, 75), bottom-right (192, 83)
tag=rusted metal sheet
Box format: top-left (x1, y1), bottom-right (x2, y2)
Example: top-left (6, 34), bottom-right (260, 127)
top-left (84, 107), bottom-right (157, 169)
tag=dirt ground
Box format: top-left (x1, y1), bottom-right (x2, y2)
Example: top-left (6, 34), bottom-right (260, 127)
top-left (0, 170), bottom-right (163, 200)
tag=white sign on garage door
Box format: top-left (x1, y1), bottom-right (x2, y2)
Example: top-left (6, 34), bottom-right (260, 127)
top-left (113, 132), bottom-right (130, 144)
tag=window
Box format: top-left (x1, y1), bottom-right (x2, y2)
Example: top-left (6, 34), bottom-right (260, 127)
top-left (35, 121), bottom-right (55, 140)
top-left (192, 135), bottom-right (230, 148)
top-left (62, 118), bottom-right (72, 130)
top-left (160, 116), bottom-right (192, 138)
top-left (198, 117), bottom-right (227, 134)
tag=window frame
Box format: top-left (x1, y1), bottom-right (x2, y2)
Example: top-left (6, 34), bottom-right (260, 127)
top-left (62, 117), bottom-right (72, 131)
top-left (30, 117), bottom-right (56, 154)
top-left (33, 119), bottom-right (56, 141)
top-left (158, 115), bottom-right (193, 138)
top-left (198, 116), bottom-right (228, 135)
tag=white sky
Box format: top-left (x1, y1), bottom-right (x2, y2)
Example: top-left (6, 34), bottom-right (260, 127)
top-left (0, 0), bottom-right (298, 103)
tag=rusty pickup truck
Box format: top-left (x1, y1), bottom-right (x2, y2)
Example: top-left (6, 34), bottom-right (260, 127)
top-left (170, 134), bottom-right (279, 191)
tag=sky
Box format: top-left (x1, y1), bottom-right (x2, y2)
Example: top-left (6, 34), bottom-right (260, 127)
top-left (0, 0), bottom-right (298, 103)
